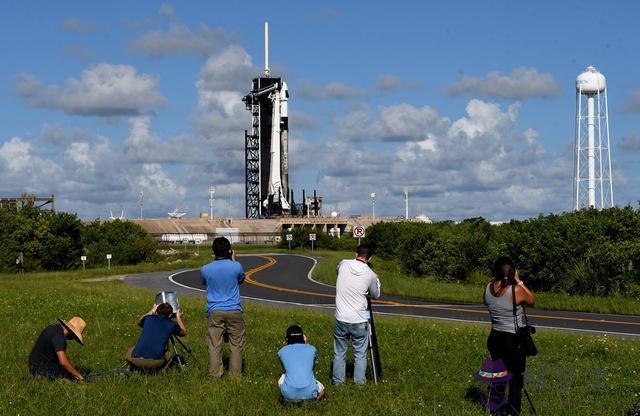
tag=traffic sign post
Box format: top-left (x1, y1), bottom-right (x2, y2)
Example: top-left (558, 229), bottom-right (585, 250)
top-left (81, 255), bottom-right (87, 271)
top-left (286, 234), bottom-right (293, 251)
top-left (309, 233), bottom-right (316, 251)
top-left (353, 225), bottom-right (366, 245)
top-left (106, 254), bottom-right (112, 270)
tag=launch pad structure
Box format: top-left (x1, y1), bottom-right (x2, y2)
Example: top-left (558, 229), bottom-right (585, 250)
top-left (243, 22), bottom-right (291, 219)
top-left (0, 194), bottom-right (55, 211)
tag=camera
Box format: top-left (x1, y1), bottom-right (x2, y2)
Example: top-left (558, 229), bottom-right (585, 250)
top-left (155, 291), bottom-right (181, 316)
top-left (500, 263), bottom-right (517, 285)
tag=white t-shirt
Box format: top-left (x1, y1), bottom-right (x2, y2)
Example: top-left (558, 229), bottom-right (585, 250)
top-left (335, 259), bottom-right (381, 324)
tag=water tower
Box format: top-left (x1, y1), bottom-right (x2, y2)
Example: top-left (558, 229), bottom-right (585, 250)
top-left (573, 66), bottom-right (614, 210)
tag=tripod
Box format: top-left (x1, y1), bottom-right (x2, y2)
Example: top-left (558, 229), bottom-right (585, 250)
top-left (169, 335), bottom-right (197, 371)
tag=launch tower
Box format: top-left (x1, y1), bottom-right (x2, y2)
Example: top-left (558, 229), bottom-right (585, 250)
top-left (243, 22), bottom-right (290, 218)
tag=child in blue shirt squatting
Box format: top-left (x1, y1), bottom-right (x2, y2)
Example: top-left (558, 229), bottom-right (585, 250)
top-left (277, 325), bottom-right (325, 402)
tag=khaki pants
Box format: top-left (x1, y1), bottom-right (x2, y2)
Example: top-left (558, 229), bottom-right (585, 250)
top-left (125, 347), bottom-right (172, 371)
top-left (207, 310), bottom-right (246, 378)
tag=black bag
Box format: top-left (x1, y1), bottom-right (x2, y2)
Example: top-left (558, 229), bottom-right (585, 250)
top-left (512, 285), bottom-right (538, 357)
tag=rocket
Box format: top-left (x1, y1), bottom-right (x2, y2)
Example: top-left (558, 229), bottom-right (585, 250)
top-left (264, 81), bottom-right (290, 211)
top-left (280, 82), bottom-right (289, 203)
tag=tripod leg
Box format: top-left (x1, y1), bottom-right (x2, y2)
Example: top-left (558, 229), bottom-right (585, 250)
top-left (367, 324), bottom-right (378, 384)
top-left (175, 336), bottom-right (198, 363)
top-left (169, 336), bottom-right (185, 371)
top-left (523, 388), bottom-right (537, 415)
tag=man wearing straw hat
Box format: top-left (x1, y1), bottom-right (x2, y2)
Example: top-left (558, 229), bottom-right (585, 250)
top-left (28, 317), bottom-right (86, 380)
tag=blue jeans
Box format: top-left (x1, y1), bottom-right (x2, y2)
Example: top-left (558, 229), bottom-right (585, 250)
top-left (332, 320), bottom-right (369, 385)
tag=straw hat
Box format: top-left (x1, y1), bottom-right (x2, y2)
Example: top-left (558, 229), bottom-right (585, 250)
top-left (58, 317), bottom-right (86, 345)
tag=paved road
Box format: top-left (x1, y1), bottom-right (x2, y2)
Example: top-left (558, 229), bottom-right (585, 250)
top-left (125, 253), bottom-right (640, 337)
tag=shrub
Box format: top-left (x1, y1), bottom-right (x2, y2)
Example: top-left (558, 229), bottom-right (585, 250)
top-left (364, 207), bottom-right (640, 296)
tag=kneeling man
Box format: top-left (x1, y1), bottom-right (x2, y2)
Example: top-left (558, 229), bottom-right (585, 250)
top-left (29, 316), bottom-right (87, 380)
top-left (278, 325), bottom-right (325, 402)
top-left (126, 303), bottom-right (186, 371)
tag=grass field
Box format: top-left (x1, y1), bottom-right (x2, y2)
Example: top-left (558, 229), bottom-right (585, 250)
top-left (310, 250), bottom-right (640, 315)
top-left (2, 265), bottom-right (640, 415)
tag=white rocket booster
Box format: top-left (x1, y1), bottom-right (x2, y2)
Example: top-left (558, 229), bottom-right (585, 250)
top-left (280, 82), bottom-right (289, 201)
top-left (264, 84), bottom-right (290, 210)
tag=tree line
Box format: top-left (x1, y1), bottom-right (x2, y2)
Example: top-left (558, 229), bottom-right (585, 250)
top-left (362, 207), bottom-right (640, 297)
top-left (0, 206), bottom-right (158, 273)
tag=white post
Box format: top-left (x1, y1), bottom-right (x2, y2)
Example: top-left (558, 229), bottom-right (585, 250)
top-left (264, 22), bottom-right (270, 77)
top-left (404, 187), bottom-right (409, 220)
top-left (209, 186), bottom-right (215, 223)
top-left (587, 95), bottom-right (596, 207)
top-left (604, 90), bottom-right (614, 206)
top-left (139, 190), bottom-right (144, 219)
top-left (371, 193), bottom-right (376, 219)
top-left (574, 89), bottom-right (581, 211)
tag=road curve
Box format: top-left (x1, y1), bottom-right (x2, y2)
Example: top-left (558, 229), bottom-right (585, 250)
top-left (125, 253), bottom-right (640, 337)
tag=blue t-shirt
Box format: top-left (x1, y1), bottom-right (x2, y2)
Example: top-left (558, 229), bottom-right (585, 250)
top-left (132, 315), bottom-right (180, 359)
top-left (278, 343), bottom-right (318, 400)
top-left (200, 259), bottom-right (245, 313)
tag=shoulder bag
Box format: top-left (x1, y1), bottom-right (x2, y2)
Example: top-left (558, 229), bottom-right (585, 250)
top-left (512, 284), bottom-right (538, 357)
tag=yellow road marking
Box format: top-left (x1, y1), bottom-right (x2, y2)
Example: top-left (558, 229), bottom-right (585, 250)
top-left (244, 255), bottom-right (640, 328)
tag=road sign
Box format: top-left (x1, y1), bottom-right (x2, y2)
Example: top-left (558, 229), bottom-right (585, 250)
top-left (309, 233), bottom-right (316, 251)
top-left (106, 254), bottom-right (112, 259)
top-left (81, 256), bottom-right (87, 261)
top-left (353, 225), bottom-right (366, 238)
top-left (286, 234), bottom-right (293, 241)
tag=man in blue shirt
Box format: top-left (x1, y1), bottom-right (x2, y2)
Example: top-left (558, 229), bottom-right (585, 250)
top-left (126, 303), bottom-right (187, 372)
top-left (278, 325), bottom-right (325, 402)
top-left (200, 237), bottom-right (246, 378)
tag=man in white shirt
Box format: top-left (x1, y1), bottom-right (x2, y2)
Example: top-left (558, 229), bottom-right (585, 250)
top-left (332, 244), bottom-right (381, 385)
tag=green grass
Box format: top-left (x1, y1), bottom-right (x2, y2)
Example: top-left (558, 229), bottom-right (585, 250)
top-left (311, 251), bottom-right (640, 315)
top-left (2, 268), bottom-right (640, 415)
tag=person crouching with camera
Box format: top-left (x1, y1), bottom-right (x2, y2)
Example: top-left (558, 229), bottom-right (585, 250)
top-left (126, 303), bottom-right (187, 372)
top-left (277, 325), bottom-right (325, 402)
top-left (484, 257), bottom-right (535, 415)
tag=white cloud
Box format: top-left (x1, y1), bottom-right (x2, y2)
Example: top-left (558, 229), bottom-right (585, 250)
top-left (0, 128), bottom-right (194, 218)
top-left (18, 63), bottom-right (165, 117)
top-left (624, 89), bottom-right (640, 113)
top-left (0, 137), bottom-right (64, 193)
top-left (316, 99), bottom-right (567, 220)
top-left (618, 134), bottom-right (640, 152)
top-left (375, 74), bottom-right (400, 91)
top-left (127, 4), bottom-right (235, 57)
top-left (123, 116), bottom-right (208, 164)
top-left (60, 17), bottom-right (100, 33)
top-left (336, 103), bottom-right (450, 142)
top-left (137, 163), bottom-right (187, 201)
top-left (129, 23), bottom-right (235, 57)
top-left (41, 124), bottom-right (92, 145)
top-left (297, 80), bottom-right (368, 100)
top-left (192, 46), bottom-right (257, 146)
top-left (445, 67), bottom-right (562, 99)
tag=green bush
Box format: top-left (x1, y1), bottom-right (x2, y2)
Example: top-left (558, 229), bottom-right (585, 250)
top-left (364, 207), bottom-right (640, 297)
top-left (0, 206), bottom-right (158, 272)
top-left (82, 220), bottom-right (159, 267)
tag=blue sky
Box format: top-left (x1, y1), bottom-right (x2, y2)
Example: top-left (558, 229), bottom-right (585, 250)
top-left (1, 1), bottom-right (639, 220)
